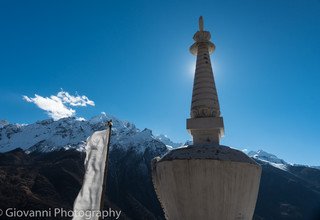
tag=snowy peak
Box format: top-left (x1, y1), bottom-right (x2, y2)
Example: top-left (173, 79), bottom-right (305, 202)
top-left (88, 112), bottom-right (110, 124)
top-left (155, 134), bottom-right (183, 148)
top-left (248, 150), bottom-right (287, 165)
top-left (248, 150), bottom-right (288, 171)
top-left (0, 120), bottom-right (9, 128)
top-left (89, 112), bottom-right (137, 132)
top-left (0, 117), bottom-right (94, 152)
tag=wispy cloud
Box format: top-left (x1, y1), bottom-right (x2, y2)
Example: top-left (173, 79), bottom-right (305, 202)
top-left (23, 90), bottom-right (95, 120)
top-left (57, 91), bottom-right (95, 107)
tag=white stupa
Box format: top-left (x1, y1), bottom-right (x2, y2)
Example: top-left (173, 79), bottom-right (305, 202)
top-left (152, 17), bottom-right (262, 220)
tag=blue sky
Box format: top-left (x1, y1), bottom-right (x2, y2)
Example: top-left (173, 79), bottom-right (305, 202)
top-left (0, 0), bottom-right (319, 165)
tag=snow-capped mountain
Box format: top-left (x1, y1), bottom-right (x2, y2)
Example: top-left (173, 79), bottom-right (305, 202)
top-left (0, 120), bottom-right (9, 129)
top-left (248, 150), bottom-right (287, 164)
top-left (247, 150), bottom-right (320, 172)
top-left (155, 134), bottom-right (183, 148)
top-left (0, 112), bottom-right (175, 154)
top-left (247, 150), bottom-right (289, 171)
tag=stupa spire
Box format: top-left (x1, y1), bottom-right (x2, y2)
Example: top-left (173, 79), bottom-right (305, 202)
top-left (199, 16), bottom-right (204, 31)
top-left (187, 16), bottom-right (224, 146)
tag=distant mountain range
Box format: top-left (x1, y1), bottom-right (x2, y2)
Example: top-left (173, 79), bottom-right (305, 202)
top-left (0, 112), bottom-right (179, 153)
top-left (0, 114), bottom-right (319, 219)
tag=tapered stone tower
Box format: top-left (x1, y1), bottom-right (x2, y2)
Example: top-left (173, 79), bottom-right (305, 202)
top-left (187, 16), bottom-right (224, 146)
top-left (152, 17), bottom-right (262, 220)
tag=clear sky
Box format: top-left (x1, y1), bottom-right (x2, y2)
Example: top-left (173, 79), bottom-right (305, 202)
top-left (0, 0), bottom-right (319, 165)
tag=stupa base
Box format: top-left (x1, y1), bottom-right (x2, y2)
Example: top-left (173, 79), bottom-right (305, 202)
top-left (151, 145), bottom-right (261, 220)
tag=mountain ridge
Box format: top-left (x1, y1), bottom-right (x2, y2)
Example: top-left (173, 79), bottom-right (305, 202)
top-left (0, 113), bottom-right (180, 154)
top-left (1, 114), bottom-right (318, 169)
